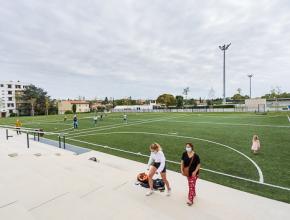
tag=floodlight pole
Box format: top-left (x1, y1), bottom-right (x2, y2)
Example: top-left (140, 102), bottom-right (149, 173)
top-left (248, 74), bottom-right (253, 98)
top-left (219, 43), bottom-right (231, 104)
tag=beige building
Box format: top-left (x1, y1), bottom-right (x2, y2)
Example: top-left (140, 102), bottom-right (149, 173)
top-left (58, 100), bottom-right (90, 114)
top-left (245, 98), bottom-right (266, 111)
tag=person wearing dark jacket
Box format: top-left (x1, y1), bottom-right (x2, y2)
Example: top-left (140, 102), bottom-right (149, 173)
top-left (73, 114), bottom-right (78, 129)
top-left (180, 143), bottom-right (201, 206)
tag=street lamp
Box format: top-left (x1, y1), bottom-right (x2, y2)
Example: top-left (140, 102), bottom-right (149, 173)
top-left (247, 74), bottom-right (253, 98)
top-left (219, 43), bottom-right (231, 103)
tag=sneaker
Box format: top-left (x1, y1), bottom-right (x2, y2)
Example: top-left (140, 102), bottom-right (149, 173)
top-left (166, 189), bottom-right (171, 196)
top-left (146, 190), bottom-right (154, 196)
top-left (187, 200), bottom-right (193, 206)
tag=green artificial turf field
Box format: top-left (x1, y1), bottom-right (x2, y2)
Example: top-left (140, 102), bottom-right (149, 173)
top-left (1, 112), bottom-right (290, 203)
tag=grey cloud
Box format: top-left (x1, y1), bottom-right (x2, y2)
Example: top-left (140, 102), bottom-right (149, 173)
top-left (0, 0), bottom-right (289, 99)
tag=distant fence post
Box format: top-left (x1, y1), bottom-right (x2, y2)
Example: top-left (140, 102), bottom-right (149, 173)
top-left (63, 136), bottom-right (66, 149)
top-left (58, 135), bottom-right (61, 148)
top-left (6, 129), bottom-right (13, 140)
top-left (26, 133), bottom-right (29, 148)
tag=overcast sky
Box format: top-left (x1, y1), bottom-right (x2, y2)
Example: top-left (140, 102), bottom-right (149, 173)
top-left (0, 0), bottom-right (290, 100)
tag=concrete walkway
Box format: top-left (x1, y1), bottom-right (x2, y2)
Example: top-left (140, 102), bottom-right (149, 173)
top-left (0, 128), bottom-right (289, 220)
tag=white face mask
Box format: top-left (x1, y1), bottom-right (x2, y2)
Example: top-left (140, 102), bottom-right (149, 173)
top-left (185, 147), bottom-right (192, 152)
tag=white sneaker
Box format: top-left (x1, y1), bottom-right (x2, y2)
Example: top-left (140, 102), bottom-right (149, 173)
top-left (146, 190), bottom-right (154, 196)
top-left (166, 189), bottom-right (171, 196)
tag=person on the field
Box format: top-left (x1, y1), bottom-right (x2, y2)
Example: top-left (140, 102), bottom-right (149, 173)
top-left (251, 135), bottom-right (261, 154)
top-left (100, 114), bottom-right (103, 120)
top-left (146, 143), bottom-right (171, 196)
top-left (93, 115), bottom-right (98, 126)
top-left (123, 114), bottom-right (127, 123)
top-left (181, 143), bottom-right (201, 206)
top-left (73, 114), bottom-right (78, 129)
top-left (15, 119), bottom-right (22, 135)
top-left (64, 115), bottom-right (67, 122)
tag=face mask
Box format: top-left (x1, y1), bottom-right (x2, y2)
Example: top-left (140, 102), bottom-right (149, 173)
top-left (185, 147), bottom-right (192, 152)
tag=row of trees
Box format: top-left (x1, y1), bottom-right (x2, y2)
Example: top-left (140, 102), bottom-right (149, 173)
top-left (156, 87), bottom-right (290, 108)
top-left (261, 87), bottom-right (290, 99)
top-left (16, 85), bottom-right (57, 116)
top-left (14, 85), bottom-right (290, 116)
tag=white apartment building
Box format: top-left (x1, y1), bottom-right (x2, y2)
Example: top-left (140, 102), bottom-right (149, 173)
top-left (0, 81), bottom-right (29, 117)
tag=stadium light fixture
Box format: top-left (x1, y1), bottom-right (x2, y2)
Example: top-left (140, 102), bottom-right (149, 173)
top-left (247, 74), bottom-right (254, 98)
top-left (219, 43), bottom-right (231, 103)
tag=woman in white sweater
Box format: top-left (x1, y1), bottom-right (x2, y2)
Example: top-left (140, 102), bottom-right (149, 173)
top-left (146, 143), bottom-right (171, 196)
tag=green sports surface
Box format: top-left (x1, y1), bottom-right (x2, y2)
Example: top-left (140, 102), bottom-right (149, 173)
top-left (1, 112), bottom-right (290, 203)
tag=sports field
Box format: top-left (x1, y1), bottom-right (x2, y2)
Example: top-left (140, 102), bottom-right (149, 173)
top-left (1, 112), bottom-right (290, 203)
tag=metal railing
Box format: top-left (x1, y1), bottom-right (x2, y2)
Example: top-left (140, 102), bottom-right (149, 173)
top-left (1, 125), bottom-right (67, 149)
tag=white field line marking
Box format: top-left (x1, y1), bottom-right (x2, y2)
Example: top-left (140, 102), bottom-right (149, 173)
top-left (65, 114), bottom-right (191, 137)
top-left (70, 131), bottom-right (264, 183)
top-left (46, 114), bottom-right (187, 134)
top-left (66, 137), bottom-right (290, 191)
top-left (287, 115), bottom-right (290, 123)
top-left (166, 120), bottom-right (290, 128)
top-left (54, 116), bottom-right (168, 134)
top-left (24, 122), bottom-right (72, 126)
top-left (54, 119), bottom-right (146, 134)
top-left (185, 114), bottom-right (276, 118)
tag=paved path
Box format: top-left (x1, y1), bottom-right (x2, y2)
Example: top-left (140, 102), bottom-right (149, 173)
top-left (0, 128), bottom-right (289, 220)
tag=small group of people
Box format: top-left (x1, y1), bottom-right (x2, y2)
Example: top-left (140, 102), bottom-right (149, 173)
top-left (145, 136), bottom-right (261, 206)
top-left (146, 142), bottom-right (200, 206)
top-left (93, 114), bottom-right (104, 126)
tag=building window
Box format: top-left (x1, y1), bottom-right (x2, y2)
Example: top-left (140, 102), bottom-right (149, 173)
top-left (0, 84), bottom-right (3, 87)
top-left (8, 91), bottom-right (12, 95)
top-left (7, 84), bottom-right (12, 88)
top-left (9, 110), bottom-right (13, 113)
top-left (15, 85), bottom-right (21, 89)
top-left (8, 97), bottom-right (12, 101)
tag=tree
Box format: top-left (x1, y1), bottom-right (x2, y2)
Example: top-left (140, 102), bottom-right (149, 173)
top-left (17, 85), bottom-right (52, 116)
top-left (102, 97), bottom-right (109, 104)
top-left (232, 93), bottom-right (244, 100)
top-left (262, 87), bottom-right (290, 99)
top-left (208, 88), bottom-right (216, 105)
top-left (45, 97), bottom-right (49, 116)
top-left (176, 96), bottom-right (184, 108)
top-left (187, 98), bottom-right (197, 106)
top-left (72, 104), bottom-right (77, 113)
top-left (30, 98), bottom-right (36, 116)
top-left (182, 87), bottom-right (190, 101)
top-left (112, 98), bottom-right (115, 108)
top-left (156, 94), bottom-right (176, 107)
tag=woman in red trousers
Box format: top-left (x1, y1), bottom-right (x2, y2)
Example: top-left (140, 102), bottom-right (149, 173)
top-left (181, 143), bottom-right (201, 206)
